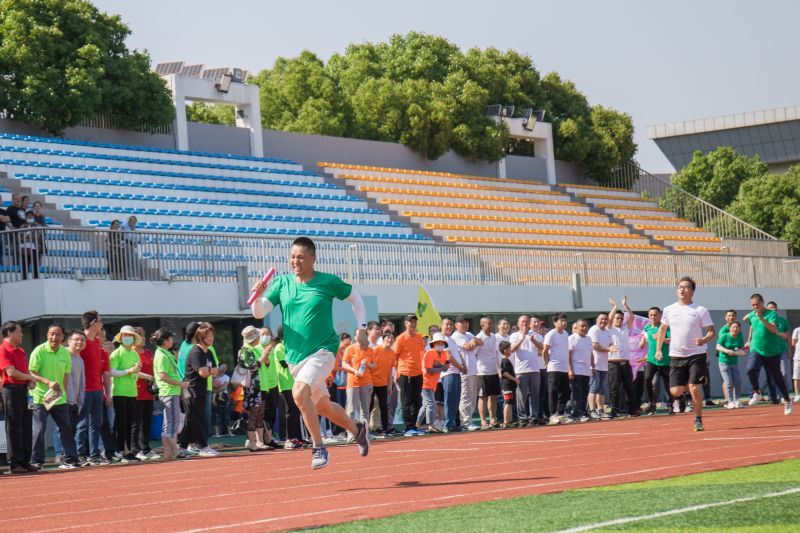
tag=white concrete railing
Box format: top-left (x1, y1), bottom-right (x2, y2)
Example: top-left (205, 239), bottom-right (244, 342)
top-left (2, 227), bottom-right (800, 288)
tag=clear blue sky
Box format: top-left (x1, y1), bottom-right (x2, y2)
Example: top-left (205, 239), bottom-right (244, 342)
top-left (93, 0), bottom-right (799, 172)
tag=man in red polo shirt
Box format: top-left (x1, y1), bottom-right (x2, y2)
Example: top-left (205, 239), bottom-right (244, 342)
top-left (0, 321), bottom-right (37, 474)
top-left (76, 310), bottom-right (111, 465)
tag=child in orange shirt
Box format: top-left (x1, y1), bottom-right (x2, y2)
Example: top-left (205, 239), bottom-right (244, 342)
top-left (419, 333), bottom-right (450, 433)
top-left (371, 331), bottom-right (398, 437)
top-left (341, 331), bottom-right (376, 437)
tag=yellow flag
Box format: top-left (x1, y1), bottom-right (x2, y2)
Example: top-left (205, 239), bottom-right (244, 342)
top-left (416, 285), bottom-right (441, 336)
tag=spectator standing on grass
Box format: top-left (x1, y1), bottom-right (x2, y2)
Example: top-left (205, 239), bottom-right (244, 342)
top-left (543, 314), bottom-right (571, 424)
top-left (0, 321), bottom-right (37, 474)
top-left (509, 315), bottom-right (541, 426)
top-left (29, 324), bottom-right (81, 469)
top-left (607, 297), bottom-right (641, 418)
top-left (152, 328), bottom-right (186, 461)
top-left (239, 326), bottom-right (270, 452)
top-left (745, 294), bottom-right (793, 414)
top-left (393, 314), bottom-right (426, 436)
top-left (453, 315), bottom-right (483, 431)
top-left (52, 330), bottom-right (86, 464)
top-left (656, 277), bottom-right (716, 432)
top-left (588, 312), bottom-right (612, 420)
top-left (568, 320), bottom-right (593, 422)
top-left (180, 322), bottom-right (221, 457)
top-left (109, 326), bottom-right (145, 462)
top-left (717, 321), bottom-right (746, 409)
top-left (475, 317), bottom-right (501, 429)
top-left (371, 330), bottom-right (398, 437)
top-left (640, 307), bottom-right (672, 415)
top-left (132, 327), bottom-right (158, 461)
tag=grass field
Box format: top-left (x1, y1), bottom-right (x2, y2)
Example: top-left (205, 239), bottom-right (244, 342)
top-left (317, 458), bottom-right (800, 532)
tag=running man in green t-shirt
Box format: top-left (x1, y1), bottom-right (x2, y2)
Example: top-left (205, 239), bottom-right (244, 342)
top-left (251, 237), bottom-right (369, 469)
top-left (744, 294), bottom-right (793, 415)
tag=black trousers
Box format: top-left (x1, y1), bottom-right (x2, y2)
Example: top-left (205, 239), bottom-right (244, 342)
top-left (644, 362), bottom-right (670, 409)
top-left (538, 370), bottom-right (550, 419)
top-left (1, 384), bottom-right (32, 468)
top-left (131, 399), bottom-right (153, 454)
top-left (608, 361), bottom-right (639, 415)
top-left (112, 396), bottom-right (137, 454)
top-left (570, 375), bottom-right (590, 417)
top-left (262, 388), bottom-right (280, 434)
top-left (180, 391), bottom-right (208, 449)
top-left (548, 371), bottom-right (571, 416)
top-left (748, 353), bottom-right (790, 401)
top-left (370, 385), bottom-right (390, 432)
top-left (399, 374), bottom-right (423, 430)
top-left (101, 400), bottom-right (116, 459)
top-left (634, 370), bottom-right (645, 406)
top-left (281, 390), bottom-right (302, 441)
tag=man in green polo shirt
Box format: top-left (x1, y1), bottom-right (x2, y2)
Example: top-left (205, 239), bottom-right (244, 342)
top-left (29, 323), bottom-right (81, 469)
top-left (251, 236), bottom-right (369, 469)
top-left (745, 294), bottom-right (793, 414)
top-left (640, 307), bottom-right (671, 415)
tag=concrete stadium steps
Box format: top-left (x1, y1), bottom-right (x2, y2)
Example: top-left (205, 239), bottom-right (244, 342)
top-left (581, 195), bottom-right (660, 208)
top-left (428, 226), bottom-right (654, 244)
top-left (444, 235), bottom-right (666, 251)
top-left (0, 134), bottom-right (302, 172)
top-left (610, 214), bottom-right (695, 227)
top-left (560, 185), bottom-right (642, 199)
top-left (654, 236), bottom-right (723, 249)
top-left (635, 225), bottom-right (718, 239)
top-left (599, 205), bottom-right (679, 218)
top-left (335, 174), bottom-right (569, 201)
top-left (407, 214), bottom-right (631, 232)
top-left (363, 188), bottom-right (588, 210)
top-left (320, 162), bottom-right (551, 190)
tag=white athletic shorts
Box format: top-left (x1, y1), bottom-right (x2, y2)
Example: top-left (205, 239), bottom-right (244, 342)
top-left (290, 348), bottom-right (335, 405)
top-left (793, 359), bottom-right (800, 381)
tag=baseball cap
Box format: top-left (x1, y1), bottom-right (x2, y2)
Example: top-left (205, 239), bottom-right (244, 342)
top-left (404, 314), bottom-right (418, 323)
top-left (454, 314), bottom-right (469, 323)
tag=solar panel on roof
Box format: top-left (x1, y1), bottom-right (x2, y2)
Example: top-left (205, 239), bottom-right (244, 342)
top-left (155, 61), bottom-right (184, 75)
top-left (180, 64), bottom-right (204, 77)
top-left (201, 68), bottom-right (229, 81)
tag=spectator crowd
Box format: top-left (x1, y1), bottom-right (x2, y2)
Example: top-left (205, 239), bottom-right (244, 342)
top-left (0, 285), bottom-right (797, 474)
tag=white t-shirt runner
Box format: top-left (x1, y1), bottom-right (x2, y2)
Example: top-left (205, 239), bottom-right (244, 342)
top-left (509, 331), bottom-right (540, 374)
top-left (569, 334), bottom-right (594, 376)
top-left (544, 329), bottom-right (570, 373)
top-left (661, 301), bottom-right (714, 358)
top-left (588, 325), bottom-right (612, 372)
top-left (475, 331), bottom-right (501, 376)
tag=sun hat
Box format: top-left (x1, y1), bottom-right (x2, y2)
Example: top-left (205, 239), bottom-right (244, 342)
top-left (241, 325), bottom-right (260, 342)
top-left (430, 332), bottom-right (449, 348)
top-left (113, 325), bottom-right (142, 346)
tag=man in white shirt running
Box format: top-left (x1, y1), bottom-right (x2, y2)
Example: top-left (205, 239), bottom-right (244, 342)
top-left (656, 276), bottom-right (715, 432)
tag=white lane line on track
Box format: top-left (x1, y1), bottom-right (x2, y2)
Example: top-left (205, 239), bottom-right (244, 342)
top-left (385, 448), bottom-right (479, 452)
top-left (553, 486), bottom-right (800, 532)
top-left (703, 436), bottom-right (797, 441)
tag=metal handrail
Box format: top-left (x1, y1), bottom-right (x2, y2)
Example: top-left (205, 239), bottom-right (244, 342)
top-left (2, 227), bottom-right (800, 288)
top-left (610, 160), bottom-right (777, 240)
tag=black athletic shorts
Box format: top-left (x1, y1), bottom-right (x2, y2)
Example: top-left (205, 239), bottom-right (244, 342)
top-left (669, 354), bottom-right (708, 387)
top-left (478, 374), bottom-right (501, 397)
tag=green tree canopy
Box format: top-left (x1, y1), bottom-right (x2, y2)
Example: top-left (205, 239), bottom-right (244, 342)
top-left (726, 165), bottom-right (800, 253)
top-left (250, 32), bottom-right (635, 173)
top-left (0, 0), bottom-right (174, 134)
top-left (186, 102), bottom-right (235, 126)
top-left (670, 147), bottom-right (769, 208)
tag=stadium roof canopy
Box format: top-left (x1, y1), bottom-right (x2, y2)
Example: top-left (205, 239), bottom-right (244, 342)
top-left (647, 105), bottom-right (800, 172)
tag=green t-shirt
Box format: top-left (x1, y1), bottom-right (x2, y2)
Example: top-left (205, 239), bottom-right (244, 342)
top-left (207, 345), bottom-right (219, 391)
top-left (776, 316), bottom-right (790, 352)
top-left (644, 323), bottom-right (670, 366)
top-left (154, 346), bottom-right (182, 397)
top-left (717, 332), bottom-right (744, 366)
top-left (29, 342), bottom-right (72, 406)
top-left (720, 323), bottom-right (731, 335)
top-left (255, 344), bottom-right (279, 391)
top-left (109, 346), bottom-right (140, 397)
top-left (746, 309), bottom-right (786, 357)
top-left (266, 272), bottom-right (352, 365)
top-left (273, 343), bottom-right (294, 392)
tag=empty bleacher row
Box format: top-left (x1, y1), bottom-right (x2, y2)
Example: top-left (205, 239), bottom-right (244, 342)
top-left (321, 162), bottom-right (724, 253)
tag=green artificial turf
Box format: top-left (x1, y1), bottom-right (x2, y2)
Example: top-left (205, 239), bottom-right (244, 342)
top-left (315, 459), bottom-right (800, 532)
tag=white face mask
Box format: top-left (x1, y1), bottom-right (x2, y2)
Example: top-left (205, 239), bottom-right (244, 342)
top-left (121, 337), bottom-right (135, 347)
top-left (260, 335), bottom-right (271, 345)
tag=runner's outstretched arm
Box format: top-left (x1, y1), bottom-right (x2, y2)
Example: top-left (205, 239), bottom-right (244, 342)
top-left (346, 289), bottom-right (367, 327)
top-left (251, 297), bottom-right (275, 319)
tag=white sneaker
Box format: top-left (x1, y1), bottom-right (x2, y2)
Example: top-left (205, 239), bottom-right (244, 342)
top-left (794, 395), bottom-right (800, 403)
top-left (466, 424), bottom-right (480, 432)
top-left (672, 402), bottom-right (680, 413)
top-left (198, 446), bottom-right (220, 457)
top-left (135, 451), bottom-right (148, 461)
top-left (749, 393), bottom-right (763, 406)
top-left (145, 451), bottom-right (161, 460)
top-left (549, 415), bottom-right (561, 426)
top-left (178, 446), bottom-right (199, 456)
top-left (785, 400), bottom-right (794, 415)
top-left (734, 400), bottom-right (743, 409)
top-left (724, 402), bottom-right (735, 409)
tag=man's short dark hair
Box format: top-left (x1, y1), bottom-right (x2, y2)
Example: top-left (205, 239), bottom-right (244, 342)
top-left (339, 332), bottom-right (351, 341)
top-left (678, 276), bottom-right (696, 291)
top-left (498, 341), bottom-right (511, 354)
top-left (1, 321), bottom-right (19, 338)
top-left (81, 310), bottom-right (99, 329)
top-left (750, 293), bottom-right (764, 303)
top-left (367, 321), bottom-right (380, 331)
top-left (48, 323), bottom-right (66, 336)
top-left (725, 309), bottom-right (737, 316)
top-left (292, 236), bottom-right (316, 256)
top-left (767, 301), bottom-right (778, 309)
top-left (613, 310), bottom-right (624, 317)
top-left (68, 329), bottom-right (86, 340)
top-left (648, 307), bottom-right (661, 314)
top-left (553, 313), bottom-right (567, 323)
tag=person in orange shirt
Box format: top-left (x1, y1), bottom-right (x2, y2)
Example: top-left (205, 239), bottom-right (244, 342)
top-left (393, 314), bottom-right (426, 436)
top-left (420, 333), bottom-right (450, 433)
top-left (341, 330), bottom-right (376, 438)
top-left (371, 331), bottom-right (398, 437)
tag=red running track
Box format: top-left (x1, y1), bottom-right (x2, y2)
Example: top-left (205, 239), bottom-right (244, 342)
top-left (1, 405), bottom-right (799, 532)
